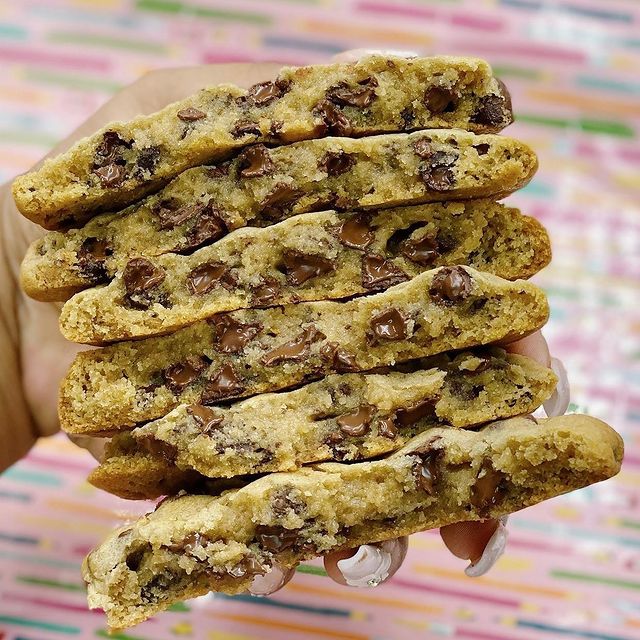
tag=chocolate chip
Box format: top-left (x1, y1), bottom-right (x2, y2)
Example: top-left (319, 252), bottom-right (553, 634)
top-left (94, 164), bottom-right (126, 188)
top-left (400, 232), bottom-right (440, 266)
top-left (361, 255), bottom-right (409, 290)
top-left (137, 435), bottom-right (178, 463)
top-left (429, 266), bottom-right (473, 304)
top-left (187, 262), bottom-right (234, 295)
top-left (280, 250), bottom-right (335, 286)
top-left (400, 106), bottom-right (415, 129)
top-left (337, 405), bottom-right (373, 437)
top-left (237, 144), bottom-right (274, 178)
top-left (319, 342), bottom-right (359, 372)
top-left (123, 258), bottom-right (165, 309)
top-left (228, 555), bottom-right (265, 578)
top-left (137, 146), bottom-right (161, 174)
top-left (201, 364), bottom-right (244, 403)
top-left (314, 100), bottom-right (353, 136)
top-left (261, 327), bottom-right (325, 366)
top-left (182, 207), bottom-right (228, 251)
top-left (177, 107), bottom-right (206, 122)
top-left (155, 201), bottom-right (205, 230)
top-left (165, 532), bottom-right (210, 554)
top-left (377, 418), bottom-right (398, 439)
top-left (251, 278), bottom-right (280, 307)
top-left (326, 78), bottom-right (377, 108)
top-left (210, 314), bottom-right (262, 353)
top-left (94, 131), bottom-right (131, 168)
top-left (247, 79), bottom-right (291, 106)
top-left (423, 86), bottom-right (458, 114)
top-left (260, 183), bottom-right (301, 218)
top-left (369, 309), bottom-right (408, 342)
top-left (125, 545), bottom-right (148, 571)
top-left (471, 460), bottom-right (507, 513)
top-left (395, 399), bottom-right (438, 427)
top-left (412, 446), bottom-right (442, 494)
top-left (271, 489), bottom-right (304, 517)
top-left (413, 138), bottom-right (433, 159)
top-left (338, 213), bottom-right (374, 250)
top-left (163, 356), bottom-right (207, 394)
top-left (319, 150), bottom-right (356, 177)
top-left (473, 143), bottom-right (490, 156)
top-left (419, 151), bottom-right (458, 192)
top-left (77, 237), bottom-right (112, 284)
top-left (470, 80), bottom-right (512, 128)
top-left (208, 163), bottom-right (230, 178)
top-left (232, 120), bottom-right (261, 138)
top-left (187, 404), bottom-right (224, 434)
top-left (255, 525), bottom-right (300, 553)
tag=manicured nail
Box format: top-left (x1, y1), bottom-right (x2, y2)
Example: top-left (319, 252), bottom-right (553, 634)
top-left (248, 563), bottom-right (295, 596)
top-left (332, 48), bottom-right (420, 63)
top-left (465, 516), bottom-right (508, 577)
top-left (336, 543), bottom-right (393, 587)
top-left (543, 357), bottom-right (570, 417)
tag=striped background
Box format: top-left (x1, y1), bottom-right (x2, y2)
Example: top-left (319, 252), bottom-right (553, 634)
top-left (1, 1), bottom-right (639, 639)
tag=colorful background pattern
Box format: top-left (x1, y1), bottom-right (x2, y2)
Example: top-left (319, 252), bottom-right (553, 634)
top-left (1, 1), bottom-right (639, 638)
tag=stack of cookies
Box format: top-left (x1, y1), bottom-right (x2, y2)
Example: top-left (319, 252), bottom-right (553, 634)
top-left (14, 55), bottom-right (622, 630)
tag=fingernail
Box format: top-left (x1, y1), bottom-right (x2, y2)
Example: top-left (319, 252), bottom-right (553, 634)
top-left (543, 358), bottom-right (570, 418)
top-left (336, 543), bottom-right (393, 587)
top-left (465, 516), bottom-right (508, 577)
top-left (248, 563), bottom-right (295, 596)
top-left (332, 48), bottom-right (420, 63)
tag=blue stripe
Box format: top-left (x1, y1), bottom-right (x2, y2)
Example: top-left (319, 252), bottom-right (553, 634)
top-left (517, 620), bottom-right (635, 640)
top-left (2, 468), bottom-right (62, 487)
top-left (499, 0), bottom-right (632, 22)
top-left (263, 35), bottom-right (345, 54)
top-left (220, 593), bottom-right (351, 618)
top-left (577, 76), bottom-right (640, 96)
top-left (0, 532), bottom-right (39, 546)
top-left (0, 23), bottom-right (27, 39)
top-left (0, 550), bottom-right (79, 570)
top-left (0, 489), bottom-right (31, 502)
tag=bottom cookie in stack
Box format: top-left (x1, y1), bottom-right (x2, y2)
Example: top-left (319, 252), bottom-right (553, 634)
top-left (83, 414), bottom-right (623, 630)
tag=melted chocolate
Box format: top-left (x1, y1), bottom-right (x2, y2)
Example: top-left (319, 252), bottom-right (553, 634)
top-left (247, 79), bottom-right (290, 106)
top-left (419, 150), bottom-right (458, 192)
top-left (155, 201), bottom-right (205, 230)
top-left (368, 309), bottom-right (408, 342)
top-left (187, 404), bottom-right (224, 434)
top-left (201, 364), bottom-right (244, 403)
top-left (251, 278), bottom-right (280, 307)
top-left (182, 208), bottom-right (227, 251)
top-left (136, 146), bottom-right (160, 174)
top-left (429, 266), bottom-right (473, 304)
top-left (338, 213), bottom-right (374, 250)
top-left (177, 107), bottom-right (206, 122)
top-left (361, 255), bottom-right (409, 290)
top-left (423, 86), bottom-right (458, 114)
top-left (163, 356), bottom-right (207, 394)
top-left (260, 183), bottom-right (302, 218)
top-left (326, 78), bottom-right (377, 108)
top-left (411, 440), bottom-right (443, 494)
top-left (123, 258), bottom-right (165, 308)
top-left (232, 120), bottom-right (261, 138)
top-left (473, 143), bottom-right (490, 156)
top-left (210, 314), bottom-right (262, 353)
top-left (470, 81), bottom-right (512, 127)
top-left (377, 418), bottom-right (399, 439)
top-left (255, 525), bottom-right (301, 553)
top-left (77, 237), bottom-right (112, 284)
top-left (94, 163), bottom-right (126, 188)
top-left (238, 144), bottom-right (274, 178)
top-left (336, 405), bottom-right (373, 437)
top-left (281, 250), bottom-right (335, 286)
top-left (261, 327), bottom-right (325, 366)
top-left (187, 262), bottom-right (234, 295)
top-left (319, 342), bottom-right (359, 372)
top-left (471, 460), bottom-right (508, 513)
top-left (137, 435), bottom-right (178, 463)
top-left (319, 150), bottom-right (356, 177)
top-left (314, 100), bottom-right (353, 136)
top-left (395, 399), bottom-right (438, 427)
top-left (400, 232), bottom-right (440, 266)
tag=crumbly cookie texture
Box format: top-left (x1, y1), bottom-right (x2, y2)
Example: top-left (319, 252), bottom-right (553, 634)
top-left (13, 55), bottom-right (513, 230)
top-left (59, 266), bottom-right (549, 433)
top-left (83, 414), bottom-right (623, 630)
top-left (58, 202), bottom-right (550, 342)
top-left (89, 349), bottom-right (557, 500)
top-left (21, 130), bottom-right (538, 302)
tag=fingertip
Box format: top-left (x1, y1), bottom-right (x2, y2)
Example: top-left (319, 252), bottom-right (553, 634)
top-left (504, 330), bottom-right (551, 368)
top-left (248, 562), bottom-right (296, 596)
top-left (440, 519), bottom-right (500, 562)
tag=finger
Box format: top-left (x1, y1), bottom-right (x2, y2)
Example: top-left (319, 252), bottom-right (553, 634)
top-left (440, 517), bottom-right (508, 577)
top-left (67, 434), bottom-right (107, 463)
top-left (332, 48), bottom-right (420, 63)
top-left (247, 562), bottom-right (296, 596)
top-left (324, 537), bottom-right (408, 587)
top-left (503, 330), bottom-right (551, 367)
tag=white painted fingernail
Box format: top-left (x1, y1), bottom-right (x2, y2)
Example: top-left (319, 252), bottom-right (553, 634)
top-left (465, 516), bottom-right (508, 577)
top-left (332, 48), bottom-right (420, 63)
top-left (248, 563), bottom-right (295, 596)
top-left (543, 358), bottom-right (570, 418)
top-left (336, 544), bottom-right (392, 587)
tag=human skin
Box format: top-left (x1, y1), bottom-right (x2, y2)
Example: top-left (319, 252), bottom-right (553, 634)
top-left (0, 62), bottom-right (555, 590)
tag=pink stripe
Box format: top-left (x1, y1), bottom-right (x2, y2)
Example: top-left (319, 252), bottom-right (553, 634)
top-left (619, 148), bottom-right (640, 164)
top-left (0, 46), bottom-right (110, 72)
top-left (4, 592), bottom-right (99, 615)
top-left (24, 453), bottom-right (94, 473)
top-left (453, 41), bottom-right (586, 63)
top-left (456, 629), bottom-right (521, 640)
top-left (451, 12), bottom-right (504, 31)
top-left (355, 1), bottom-right (437, 20)
top-left (508, 537), bottom-right (573, 555)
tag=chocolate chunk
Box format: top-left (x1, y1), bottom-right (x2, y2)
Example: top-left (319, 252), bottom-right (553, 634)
top-left (165, 532), bottom-right (210, 554)
top-left (271, 488), bottom-right (305, 517)
top-left (429, 266), bottom-right (473, 304)
top-left (412, 446), bottom-right (442, 494)
top-left (237, 144), bottom-right (274, 178)
top-left (163, 356), bottom-right (207, 394)
top-left (338, 213), bottom-right (374, 250)
top-left (94, 164), bottom-right (126, 188)
top-left (319, 342), bottom-right (359, 372)
top-left (177, 107), bottom-right (206, 122)
top-left (400, 106), bottom-right (415, 129)
top-left (419, 150), bottom-right (458, 192)
top-left (400, 232), bottom-right (440, 266)
top-left (94, 130), bottom-right (131, 167)
top-left (423, 86), bottom-right (458, 114)
top-left (471, 460), bottom-right (507, 513)
top-left (251, 278), bottom-right (280, 307)
top-left (319, 150), bottom-right (356, 177)
top-left (260, 183), bottom-right (302, 218)
top-left (361, 255), bottom-right (409, 290)
top-left (187, 404), bottom-right (224, 434)
top-left (326, 78), bottom-right (377, 108)
top-left (187, 262), bottom-right (234, 295)
top-left (473, 143), bottom-right (490, 156)
top-left (470, 80), bottom-right (512, 128)
top-left (413, 138), bottom-right (433, 159)
top-left (201, 364), bottom-right (244, 403)
top-left (395, 399), bottom-right (438, 427)
top-left (228, 555), bottom-right (265, 578)
top-left (255, 525), bottom-right (300, 553)
top-left (232, 120), bottom-right (261, 138)
top-left (155, 201), bottom-right (205, 230)
top-left (137, 146), bottom-right (160, 174)
top-left (261, 327), bottom-right (325, 366)
top-left (314, 100), bottom-right (353, 136)
top-left (369, 309), bottom-right (408, 342)
top-left (337, 405), bottom-right (373, 437)
top-left (137, 435), bottom-right (178, 463)
top-left (182, 207), bottom-right (228, 251)
top-left (247, 79), bottom-right (290, 106)
top-left (280, 249), bottom-right (335, 286)
top-left (377, 418), bottom-right (398, 439)
top-left (210, 314), bottom-right (262, 353)
top-left (123, 258), bottom-right (165, 309)
top-left (77, 237), bottom-right (112, 284)
top-left (208, 163), bottom-right (230, 179)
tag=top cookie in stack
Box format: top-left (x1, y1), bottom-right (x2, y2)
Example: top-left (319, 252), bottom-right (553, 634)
top-left (15, 55), bottom-right (623, 630)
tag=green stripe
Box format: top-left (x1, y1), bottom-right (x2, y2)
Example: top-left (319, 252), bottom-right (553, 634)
top-left (517, 113), bottom-right (635, 138)
top-left (0, 616), bottom-right (80, 634)
top-left (47, 31), bottom-right (168, 54)
top-left (619, 519), bottom-right (640, 531)
top-left (296, 564), bottom-right (328, 576)
top-left (167, 602), bottom-right (190, 612)
top-left (0, 550), bottom-right (79, 570)
top-left (519, 181), bottom-right (554, 197)
top-left (0, 23), bottom-right (27, 39)
top-left (552, 570), bottom-right (640, 591)
top-left (2, 467), bottom-right (62, 486)
top-left (493, 65), bottom-right (541, 79)
top-left (17, 576), bottom-right (85, 592)
top-left (97, 631), bottom-right (149, 640)
top-left (24, 68), bottom-right (123, 92)
top-left (135, 0), bottom-right (271, 24)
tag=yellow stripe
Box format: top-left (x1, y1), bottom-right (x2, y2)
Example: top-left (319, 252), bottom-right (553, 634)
top-left (20, 515), bottom-right (112, 536)
top-left (527, 88), bottom-right (640, 116)
top-left (45, 497), bottom-right (126, 521)
top-left (209, 632), bottom-right (259, 640)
